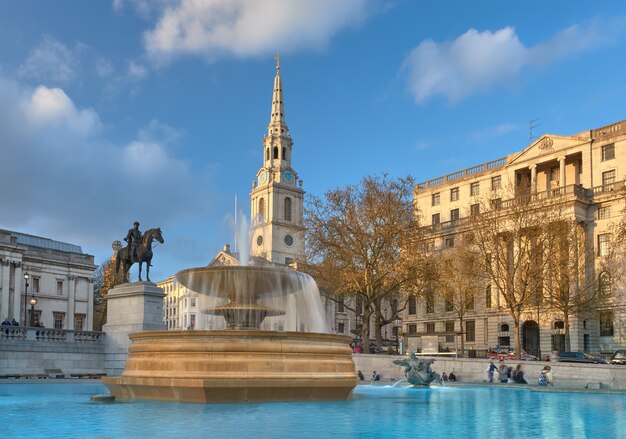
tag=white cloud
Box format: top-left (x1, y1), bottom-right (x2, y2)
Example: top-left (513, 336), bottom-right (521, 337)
top-left (128, 61), bottom-right (148, 79)
top-left (19, 36), bottom-right (79, 84)
top-left (0, 76), bottom-right (215, 250)
top-left (142, 0), bottom-right (370, 63)
top-left (403, 18), bottom-right (626, 103)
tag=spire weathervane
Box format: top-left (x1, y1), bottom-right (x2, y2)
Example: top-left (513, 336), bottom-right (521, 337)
top-left (273, 51), bottom-right (281, 73)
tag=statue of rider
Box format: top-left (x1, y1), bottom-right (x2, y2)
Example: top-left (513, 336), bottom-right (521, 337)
top-left (124, 221), bottom-right (142, 263)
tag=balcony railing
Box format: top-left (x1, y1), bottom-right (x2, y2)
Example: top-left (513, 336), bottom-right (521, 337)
top-left (0, 326), bottom-right (104, 344)
top-left (415, 157), bottom-right (508, 190)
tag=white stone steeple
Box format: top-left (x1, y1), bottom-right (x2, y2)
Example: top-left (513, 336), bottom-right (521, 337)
top-left (250, 56), bottom-right (305, 265)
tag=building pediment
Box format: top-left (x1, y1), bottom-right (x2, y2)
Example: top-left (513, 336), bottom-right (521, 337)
top-left (208, 251), bottom-right (240, 267)
top-left (507, 135), bottom-right (586, 166)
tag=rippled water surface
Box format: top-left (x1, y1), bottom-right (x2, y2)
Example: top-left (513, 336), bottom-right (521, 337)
top-left (1, 383), bottom-right (624, 439)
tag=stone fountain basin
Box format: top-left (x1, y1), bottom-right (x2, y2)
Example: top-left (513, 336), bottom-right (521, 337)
top-left (102, 330), bottom-right (357, 403)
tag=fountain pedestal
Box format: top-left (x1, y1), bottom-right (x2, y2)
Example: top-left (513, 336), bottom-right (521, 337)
top-left (103, 282), bottom-right (165, 376)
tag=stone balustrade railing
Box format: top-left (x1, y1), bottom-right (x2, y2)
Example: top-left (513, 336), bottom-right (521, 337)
top-left (0, 326), bottom-right (104, 344)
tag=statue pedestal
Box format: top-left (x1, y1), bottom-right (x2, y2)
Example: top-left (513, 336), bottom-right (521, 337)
top-left (103, 282), bottom-right (165, 376)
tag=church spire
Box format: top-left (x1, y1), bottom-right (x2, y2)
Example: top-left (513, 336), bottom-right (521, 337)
top-left (269, 52), bottom-right (286, 129)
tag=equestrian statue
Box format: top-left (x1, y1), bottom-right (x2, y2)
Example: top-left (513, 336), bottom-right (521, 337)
top-left (116, 221), bottom-right (164, 282)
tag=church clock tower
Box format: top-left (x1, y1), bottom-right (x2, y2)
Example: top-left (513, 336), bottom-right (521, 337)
top-left (250, 57), bottom-right (305, 265)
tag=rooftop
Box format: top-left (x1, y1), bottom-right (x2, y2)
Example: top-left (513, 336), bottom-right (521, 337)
top-left (0, 229), bottom-right (85, 254)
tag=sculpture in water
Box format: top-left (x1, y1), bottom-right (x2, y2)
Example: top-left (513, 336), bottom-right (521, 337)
top-left (394, 352), bottom-right (442, 386)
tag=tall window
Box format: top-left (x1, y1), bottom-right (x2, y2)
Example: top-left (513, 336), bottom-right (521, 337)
top-left (273, 146), bottom-right (278, 159)
top-left (599, 272), bottom-right (612, 297)
top-left (408, 296), bottom-right (416, 315)
top-left (337, 299), bottom-right (345, 313)
top-left (432, 213), bottom-right (440, 226)
top-left (53, 312), bottom-right (65, 330)
top-left (282, 147), bottom-right (287, 160)
top-left (445, 294), bottom-right (453, 312)
top-left (445, 321), bottom-right (455, 343)
top-left (432, 193), bottom-right (440, 206)
top-left (337, 323), bottom-right (345, 334)
top-left (470, 203), bottom-right (480, 216)
top-left (444, 236), bottom-right (454, 248)
top-left (284, 197), bottom-right (292, 221)
top-left (485, 285), bottom-right (492, 309)
top-left (491, 198), bottom-right (502, 209)
top-left (56, 281), bottom-right (63, 296)
top-left (470, 182), bottom-right (480, 196)
top-left (426, 322), bottom-right (435, 333)
top-left (602, 143), bottom-right (615, 161)
top-left (450, 187), bottom-right (459, 201)
top-left (465, 292), bottom-right (474, 311)
top-left (408, 324), bottom-right (417, 334)
top-left (465, 320), bottom-right (475, 342)
top-left (602, 170), bottom-right (616, 187)
top-left (74, 314), bottom-right (85, 331)
top-left (491, 176), bottom-right (501, 191)
top-left (258, 198), bottom-right (266, 221)
top-left (597, 206), bottom-right (611, 220)
top-left (598, 233), bottom-right (610, 256)
top-left (265, 148), bottom-right (269, 160)
top-left (600, 310), bottom-right (614, 336)
top-left (450, 208), bottom-right (459, 222)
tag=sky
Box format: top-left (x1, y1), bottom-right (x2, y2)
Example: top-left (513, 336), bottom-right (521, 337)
top-left (1, 0), bottom-right (626, 281)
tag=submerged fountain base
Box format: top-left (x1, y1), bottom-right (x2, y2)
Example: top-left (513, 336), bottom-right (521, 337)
top-left (102, 330), bottom-right (357, 403)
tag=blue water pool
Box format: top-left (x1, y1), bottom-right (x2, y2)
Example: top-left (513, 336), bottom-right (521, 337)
top-left (1, 383), bottom-right (624, 439)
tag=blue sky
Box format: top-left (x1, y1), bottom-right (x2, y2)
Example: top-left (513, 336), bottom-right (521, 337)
top-left (1, 1), bottom-right (626, 281)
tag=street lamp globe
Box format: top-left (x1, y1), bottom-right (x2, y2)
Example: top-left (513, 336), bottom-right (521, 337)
top-left (24, 272), bottom-right (30, 281)
top-left (29, 296), bottom-right (38, 306)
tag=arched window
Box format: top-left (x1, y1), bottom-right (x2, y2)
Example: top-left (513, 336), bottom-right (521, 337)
top-left (266, 148), bottom-right (269, 161)
top-left (553, 321), bottom-right (565, 330)
top-left (273, 146), bottom-right (278, 159)
top-left (258, 198), bottom-right (265, 222)
top-left (282, 147), bottom-right (287, 160)
top-left (599, 271), bottom-right (612, 297)
top-left (500, 323), bottom-right (509, 332)
top-left (284, 197), bottom-right (292, 221)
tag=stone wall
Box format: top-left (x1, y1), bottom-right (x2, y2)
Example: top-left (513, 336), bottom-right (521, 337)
top-left (354, 354), bottom-right (626, 390)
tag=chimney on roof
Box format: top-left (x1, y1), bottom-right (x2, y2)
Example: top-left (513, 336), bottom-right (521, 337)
top-left (223, 244), bottom-right (231, 253)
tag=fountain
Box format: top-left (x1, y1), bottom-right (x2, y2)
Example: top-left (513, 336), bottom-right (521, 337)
top-left (102, 264), bottom-right (357, 403)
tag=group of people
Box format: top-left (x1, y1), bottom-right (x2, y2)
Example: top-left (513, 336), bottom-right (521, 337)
top-left (1, 317), bottom-right (19, 326)
top-left (441, 372), bottom-right (456, 382)
top-left (487, 360), bottom-right (554, 386)
top-left (356, 370), bottom-right (381, 381)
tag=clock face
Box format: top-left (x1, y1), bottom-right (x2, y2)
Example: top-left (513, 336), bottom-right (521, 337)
top-left (284, 234), bottom-right (294, 247)
top-left (283, 171), bottom-right (293, 184)
top-left (259, 170), bottom-right (267, 184)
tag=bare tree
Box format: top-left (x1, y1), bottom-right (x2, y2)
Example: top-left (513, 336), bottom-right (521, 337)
top-left (93, 256), bottom-right (129, 331)
top-left (430, 235), bottom-right (488, 356)
top-left (304, 174), bottom-right (420, 348)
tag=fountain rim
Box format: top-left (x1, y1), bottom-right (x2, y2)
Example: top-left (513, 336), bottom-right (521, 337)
top-left (128, 330), bottom-right (352, 342)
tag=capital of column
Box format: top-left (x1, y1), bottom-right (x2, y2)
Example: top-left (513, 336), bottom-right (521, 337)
top-left (558, 155), bottom-right (566, 162)
top-left (529, 164), bottom-right (537, 170)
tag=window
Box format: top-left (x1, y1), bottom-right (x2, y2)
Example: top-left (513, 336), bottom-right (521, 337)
top-left (599, 310), bottom-right (614, 336)
top-left (284, 235), bottom-right (294, 246)
top-left (500, 323), bottom-right (509, 332)
top-left (56, 281), bottom-right (63, 296)
top-left (445, 295), bottom-right (453, 312)
top-left (337, 299), bottom-right (345, 313)
top-left (465, 292), bottom-right (474, 311)
top-left (408, 324), bottom-right (417, 334)
top-left (598, 233), bottom-right (610, 256)
top-left (258, 198), bottom-right (266, 221)
top-left (426, 290), bottom-right (434, 314)
top-left (444, 236), bottom-right (454, 248)
top-left (470, 182), bottom-right (480, 196)
top-left (491, 198), bottom-right (502, 209)
top-left (337, 323), bottom-right (345, 334)
top-left (32, 277), bottom-right (40, 292)
top-left (602, 143), bottom-right (615, 161)
top-left (74, 314), bottom-right (85, 331)
top-left (553, 321), bottom-right (564, 330)
top-left (432, 193), bottom-right (440, 206)
top-left (53, 312), bottom-right (65, 330)
top-left (450, 187), bottom-right (459, 201)
top-left (445, 321), bottom-right (455, 343)
top-left (265, 148), bottom-right (269, 161)
top-left (284, 197), bottom-right (292, 221)
top-left (392, 326), bottom-right (399, 337)
top-left (432, 213), bottom-right (440, 226)
top-left (285, 257), bottom-right (294, 265)
top-left (602, 170), bottom-right (616, 187)
top-left (273, 146), bottom-right (278, 159)
top-left (408, 296), bottom-right (416, 315)
top-left (190, 314), bottom-right (196, 329)
top-left (356, 297), bottom-right (363, 315)
top-left (426, 322), bottom-right (435, 333)
top-left (470, 203), bottom-right (480, 216)
top-left (465, 320), bottom-right (475, 342)
top-left (485, 285), bottom-right (492, 309)
top-left (426, 241), bottom-right (435, 252)
top-left (282, 147), bottom-right (286, 160)
top-left (191, 298), bottom-right (196, 307)
top-left (598, 206), bottom-right (611, 220)
top-left (450, 208), bottom-right (459, 222)
top-left (599, 272), bottom-right (612, 297)
top-left (491, 176), bottom-right (501, 191)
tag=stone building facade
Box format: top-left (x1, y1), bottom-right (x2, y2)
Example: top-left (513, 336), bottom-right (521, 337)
top-left (0, 229), bottom-right (96, 330)
top-left (404, 119), bottom-right (626, 357)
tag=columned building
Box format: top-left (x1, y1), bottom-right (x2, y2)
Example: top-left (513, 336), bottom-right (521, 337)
top-left (406, 119), bottom-right (626, 356)
top-left (0, 229), bottom-right (96, 330)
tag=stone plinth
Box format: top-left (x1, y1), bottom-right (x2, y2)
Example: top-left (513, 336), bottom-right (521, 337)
top-left (103, 282), bottom-right (165, 376)
top-left (102, 330), bottom-right (357, 402)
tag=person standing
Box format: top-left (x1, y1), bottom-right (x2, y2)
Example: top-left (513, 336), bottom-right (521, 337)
top-left (487, 360), bottom-right (497, 383)
top-left (512, 364), bottom-right (528, 384)
top-left (498, 360), bottom-right (509, 384)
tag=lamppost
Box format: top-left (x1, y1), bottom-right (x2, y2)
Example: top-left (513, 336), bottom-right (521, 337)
top-left (23, 272), bottom-right (30, 326)
top-left (29, 294), bottom-right (38, 327)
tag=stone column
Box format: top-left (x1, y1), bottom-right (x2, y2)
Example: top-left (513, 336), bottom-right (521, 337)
top-left (13, 262), bottom-right (23, 325)
top-left (68, 275), bottom-right (76, 329)
top-left (558, 156), bottom-right (566, 188)
top-left (529, 164), bottom-right (537, 193)
top-left (1, 259), bottom-right (10, 320)
top-left (87, 278), bottom-right (94, 331)
top-left (103, 282), bottom-right (166, 376)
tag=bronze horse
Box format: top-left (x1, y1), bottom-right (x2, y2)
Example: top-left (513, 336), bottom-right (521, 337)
top-left (116, 227), bottom-right (164, 282)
